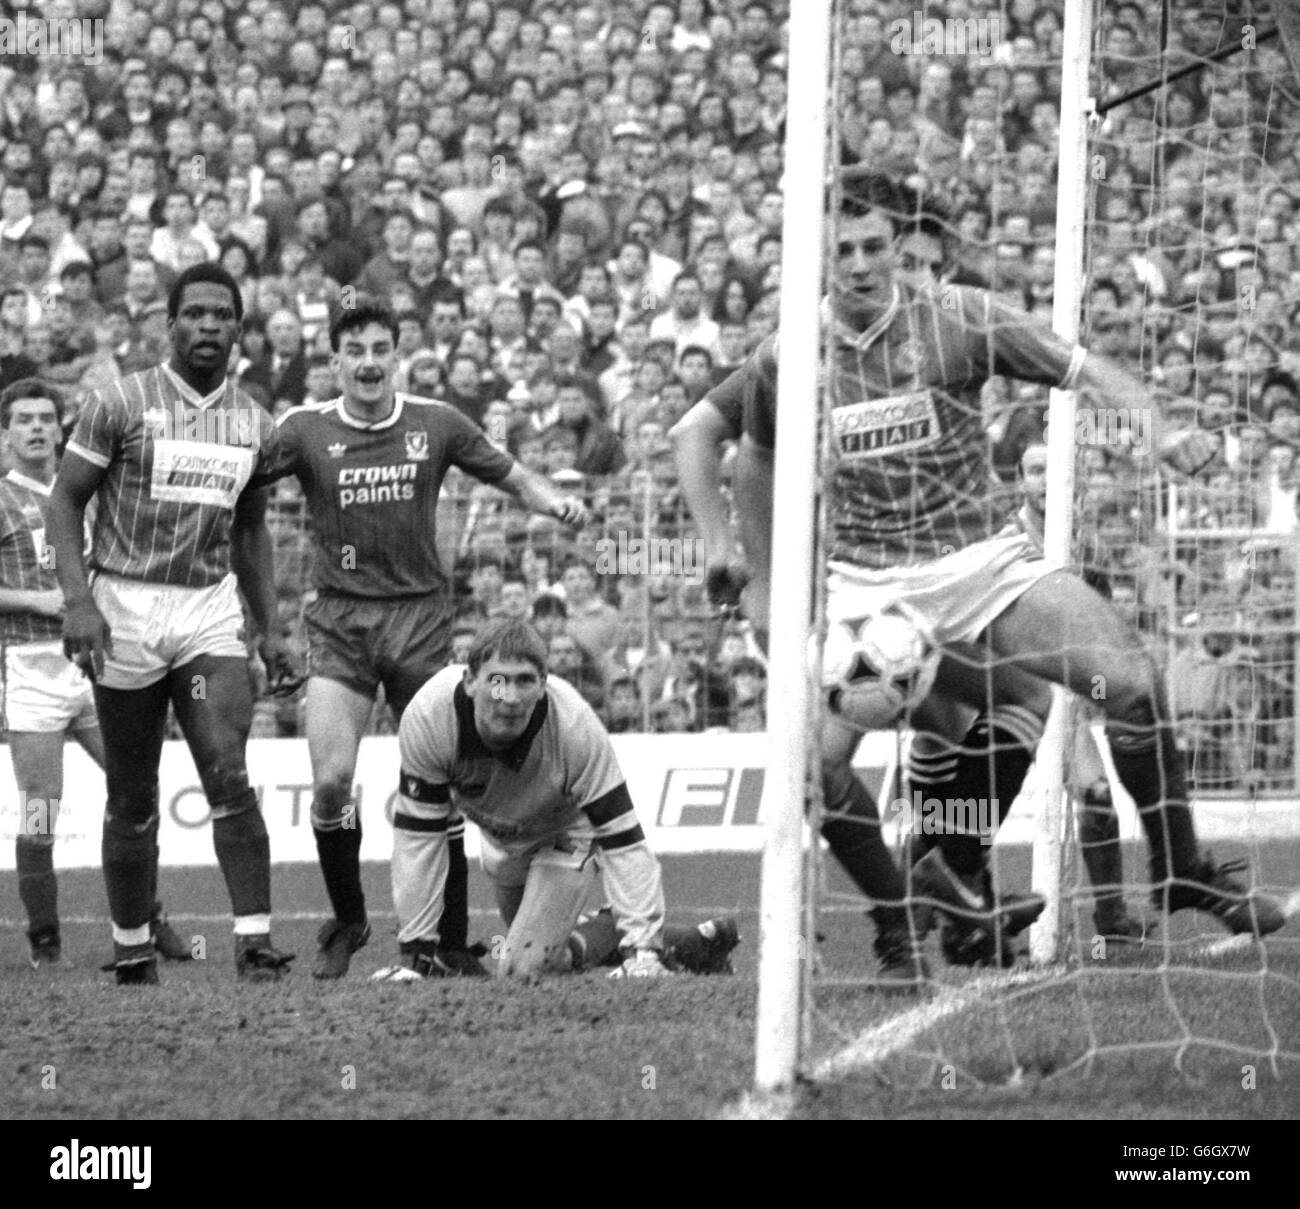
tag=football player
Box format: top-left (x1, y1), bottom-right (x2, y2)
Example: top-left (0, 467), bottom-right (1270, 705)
top-left (373, 618), bottom-right (740, 980)
top-left (672, 171), bottom-right (1283, 986)
top-left (255, 298), bottom-right (589, 979)
top-left (0, 379), bottom-right (190, 967)
top-left (46, 263), bottom-right (296, 984)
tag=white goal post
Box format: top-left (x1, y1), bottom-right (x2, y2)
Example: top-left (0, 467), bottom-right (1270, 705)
top-left (1028, 0), bottom-right (1094, 965)
top-left (752, 0), bottom-right (833, 1095)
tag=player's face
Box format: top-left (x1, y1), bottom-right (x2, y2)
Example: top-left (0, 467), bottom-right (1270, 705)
top-left (169, 281), bottom-right (240, 377)
top-left (467, 656), bottom-right (546, 748)
top-left (334, 321), bottom-right (397, 410)
top-left (4, 397), bottom-right (61, 465)
top-left (833, 210), bottom-right (897, 326)
top-left (1020, 446), bottom-right (1048, 514)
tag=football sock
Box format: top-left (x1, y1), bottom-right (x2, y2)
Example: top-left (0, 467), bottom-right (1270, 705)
top-left (821, 772), bottom-right (906, 904)
top-left (314, 816), bottom-right (366, 926)
top-left (102, 809), bottom-right (158, 930)
top-left (936, 708), bottom-right (1039, 878)
top-left (150, 843), bottom-right (162, 918)
top-left (438, 826), bottom-right (469, 950)
top-left (1106, 705), bottom-right (1197, 879)
top-left (904, 731), bottom-right (960, 861)
top-left (212, 794), bottom-right (272, 917)
top-left (16, 837), bottom-right (58, 934)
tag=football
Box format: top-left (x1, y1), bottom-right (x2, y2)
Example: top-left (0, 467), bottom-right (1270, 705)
top-left (821, 605), bottom-right (941, 729)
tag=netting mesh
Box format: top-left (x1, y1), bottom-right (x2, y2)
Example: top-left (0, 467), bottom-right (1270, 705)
top-left (787, 0), bottom-right (1300, 1098)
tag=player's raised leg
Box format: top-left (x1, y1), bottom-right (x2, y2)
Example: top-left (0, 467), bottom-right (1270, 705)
top-left (304, 675), bottom-right (374, 978)
top-left (170, 653), bottom-right (293, 979)
top-left (988, 571), bottom-right (1283, 935)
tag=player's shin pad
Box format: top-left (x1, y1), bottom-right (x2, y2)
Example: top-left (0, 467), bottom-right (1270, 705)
top-left (211, 792), bottom-right (272, 917)
top-left (103, 808), bottom-right (160, 930)
top-left (1105, 708), bottom-right (1197, 880)
top-left (936, 708), bottom-right (1038, 876)
top-left (391, 816), bottom-right (451, 945)
top-left (820, 770), bottom-right (907, 905)
top-left (16, 836), bottom-right (58, 933)
top-left (313, 818), bottom-right (366, 925)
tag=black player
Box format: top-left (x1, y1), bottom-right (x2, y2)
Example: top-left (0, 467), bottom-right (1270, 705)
top-left (45, 263), bottom-right (295, 984)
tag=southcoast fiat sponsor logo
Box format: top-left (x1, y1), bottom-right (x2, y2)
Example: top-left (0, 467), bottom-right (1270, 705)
top-left (149, 441), bottom-right (254, 510)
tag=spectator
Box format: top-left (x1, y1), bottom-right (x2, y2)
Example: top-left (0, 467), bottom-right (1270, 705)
top-left (559, 557), bottom-right (621, 662)
top-left (243, 308), bottom-right (307, 411)
top-left (649, 270), bottom-right (721, 358)
top-left (553, 375), bottom-right (626, 476)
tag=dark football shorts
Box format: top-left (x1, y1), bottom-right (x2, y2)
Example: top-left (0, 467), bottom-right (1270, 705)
top-left (304, 593), bottom-right (453, 717)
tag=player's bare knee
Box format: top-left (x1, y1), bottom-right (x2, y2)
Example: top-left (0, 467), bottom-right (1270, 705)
top-left (310, 775), bottom-right (354, 829)
top-left (1100, 671), bottom-right (1170, 750)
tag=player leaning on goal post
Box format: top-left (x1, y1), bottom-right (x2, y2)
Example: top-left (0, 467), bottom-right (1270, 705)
top-left (45, 263), bottom-right (297, 985)
top-left (254, 296), bottom-right (589, 980)
top-left (0, 379), bottom-right (190, 968)
top-left (373, 618), bottom-right (739, 981)
top-left (673, 169), bottom-right (1283, 986)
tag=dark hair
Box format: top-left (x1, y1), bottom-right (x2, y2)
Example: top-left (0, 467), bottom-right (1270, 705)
top-left (167, 262), bottom-right (244, 322)
top-left (218, 234), bottom-right (260, 277)
top-left (465, 618), bottom-right (549, 676)
top-left (531, 592), bottom-right (568, 621)
top-left (59, 260), bottom-right (95, 282)
top-left (0, 378), bottom-right (64, 428)
top-left (838, 167), bottom-right (913, 228)
top-left (329, 296), bottom-right (398, 350)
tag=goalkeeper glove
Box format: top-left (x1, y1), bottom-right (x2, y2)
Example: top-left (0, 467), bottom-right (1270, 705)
top-left (608, 949), bottom-right (671, 980)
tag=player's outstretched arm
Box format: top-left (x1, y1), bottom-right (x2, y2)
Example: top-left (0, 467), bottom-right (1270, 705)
top-left (670, 397), bottom-right (737, 568)
top-left (496, 462), bottom-right (589, 528)
top-left (1075, 352), bottom-right (1217, 476)
top-left (46, 452), bottom-right (110, 677)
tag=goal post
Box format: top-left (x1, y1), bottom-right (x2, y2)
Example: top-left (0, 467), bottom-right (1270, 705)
top-left (752, 0), bottom-right (833, 1095)
top-left (1028, 0), bottom-right (1094, 965)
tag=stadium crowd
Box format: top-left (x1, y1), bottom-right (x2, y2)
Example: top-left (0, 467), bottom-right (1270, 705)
top-left (1, 0), bottom-right (1299, 781)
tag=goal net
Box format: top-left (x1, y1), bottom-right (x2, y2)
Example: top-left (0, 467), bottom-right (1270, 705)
top-left (749, 0), bottom-right (1300, 1108)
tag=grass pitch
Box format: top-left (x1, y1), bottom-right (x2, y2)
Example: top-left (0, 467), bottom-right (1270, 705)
top-left (1, 845), bottom-right (1297, 1120)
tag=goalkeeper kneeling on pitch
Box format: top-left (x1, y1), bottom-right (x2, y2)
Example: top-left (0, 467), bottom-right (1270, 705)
top-left (373, 619), bottom-right (739, 981)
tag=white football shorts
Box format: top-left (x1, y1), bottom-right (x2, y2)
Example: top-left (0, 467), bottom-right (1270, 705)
top-left (827, 531), bottom-right (1060, 647)
top-left (91, 572), bottom-right (248, 690)
top-left (1, 641), bottom-right (98, 733)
